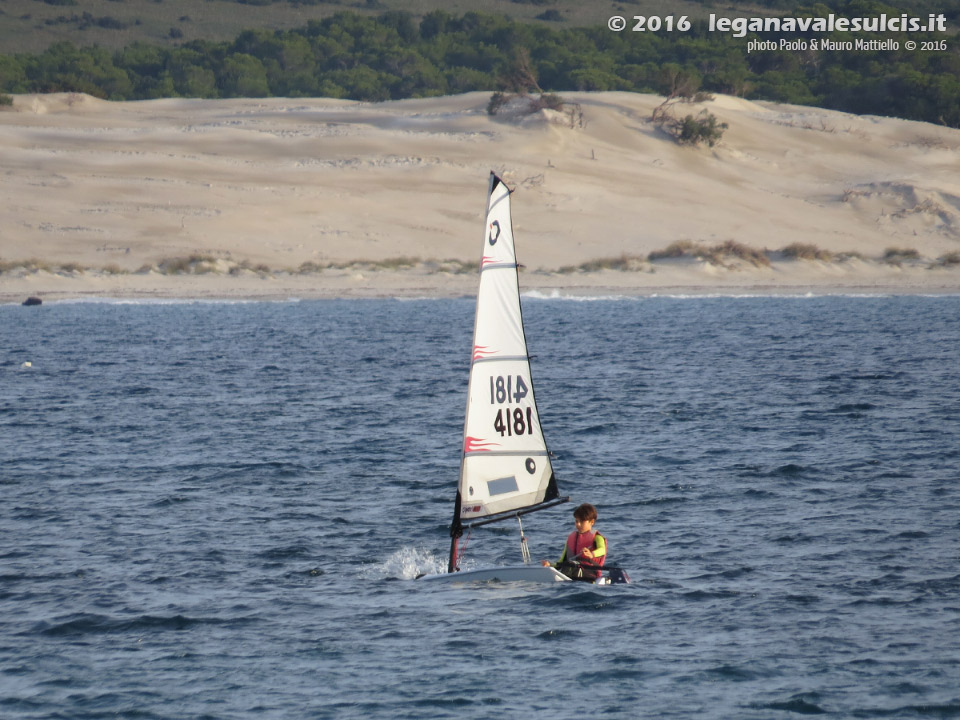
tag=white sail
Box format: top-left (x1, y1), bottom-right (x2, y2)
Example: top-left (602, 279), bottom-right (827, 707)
top-left (455, 173), bottom-right (559, 524)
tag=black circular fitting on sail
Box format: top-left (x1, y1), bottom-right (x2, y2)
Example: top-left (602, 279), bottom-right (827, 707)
top-left (488, 220), bottom-right (501, 246)
top-left (525, 458), bottom-right (536, 474)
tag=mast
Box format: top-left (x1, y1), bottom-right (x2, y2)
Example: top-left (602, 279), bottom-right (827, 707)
top-left (448, 172), bottom-right (568, 573)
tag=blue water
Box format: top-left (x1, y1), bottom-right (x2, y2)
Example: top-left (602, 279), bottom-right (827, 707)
top-left (2, 295), bottom-right (959, 719)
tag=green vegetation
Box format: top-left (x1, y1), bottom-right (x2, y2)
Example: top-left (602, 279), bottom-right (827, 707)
top-left (647, 240), bottom-right (699, 261)
top-left (0, 3), bottom-right (957, 126)
top-left (158, 255), bottom-right (218, 274)
top-left (646, 240), bottom-right (770, 267)
top-left (557, 254), bottom-right (648, 273)
top-left (705, 240), bottom-right (771, 267)
top-left (781, 242), bottom-right (834, 260)
top-left (5, 246), bottom-right (960, 277)
top-left (675, 111), bottom-right (728, 147)
top-left (0, 258), bottom-right (54, 274)
top-left (651, 83), bottom-right (729, 147)
top-left (883, 246), bottom-right (922, 264)
top-left (0, 0), bottom-right (718, 54)
top-left (647, 241), bottom-right (863, 267)
top-left (298, 256), bottom-right (476, 273)
top-left (485, 47), bottom-right (576, 122)
top-left (654, 101), bottom-right (729, 147)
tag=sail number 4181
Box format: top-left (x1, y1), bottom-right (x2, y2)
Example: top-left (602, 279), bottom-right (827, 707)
top-left (490, 374), bottom-right (529, 404)
top-left (494, 407), bottom-right (534, 436)
top-left (490, 375), bottom-right (534, 436)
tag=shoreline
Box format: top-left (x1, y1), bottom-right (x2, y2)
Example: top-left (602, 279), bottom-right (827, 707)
top-left (4, 260), bottom-right (959, 305)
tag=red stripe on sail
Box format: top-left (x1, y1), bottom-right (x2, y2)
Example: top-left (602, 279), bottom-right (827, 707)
top-left (464, 436), bottom-right (499, 453)
top-left (472, 345), bottom-right (497, 361)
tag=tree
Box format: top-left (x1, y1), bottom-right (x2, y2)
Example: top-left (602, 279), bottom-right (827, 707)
top-left (497, 46), bottom-right (541, 94)
top-left (0, 56), bottom-right (27, 93)
top-left (569, 67), bottom-right (624, 91)
top-left (169, 49), bottom-right (217, 97)
top-left (676, 110), bottom-right (728, 147)
top-left (651, 77), bottom-right (728, 148)
top-left (220, 53), bottom-right (269, 97)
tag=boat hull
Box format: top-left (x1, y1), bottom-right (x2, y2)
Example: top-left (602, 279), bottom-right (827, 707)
top-left (418, 565), bottom-right (571, 583)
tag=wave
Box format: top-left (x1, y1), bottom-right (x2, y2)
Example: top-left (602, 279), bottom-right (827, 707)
top-left (8, 297), bottom-right (302, 306)
top-left (536, 628), bottom-right (584, 640)
top-left (30, 612), bottom-right (258, 637)
top-left (521, 290), bottom-right (932, 301)
top-left (681, 589), bottom-right (743, 601)
top-left (842, 702), bottom-right (960, 717)
top-left (753, 694), bottom-right (827, 714)
top-left (647, 292), bottom-right (960, 300)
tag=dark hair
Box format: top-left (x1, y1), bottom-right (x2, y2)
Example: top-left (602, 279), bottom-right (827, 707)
top-left (573, 503), bottom-right (597, 522)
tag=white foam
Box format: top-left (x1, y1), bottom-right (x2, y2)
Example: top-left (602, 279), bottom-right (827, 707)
top-left (521, 289), bottom-right (641, 302)
top-left (364, 546), bottom-right (446, 580)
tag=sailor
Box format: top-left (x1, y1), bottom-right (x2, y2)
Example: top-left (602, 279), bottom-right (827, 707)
top-left (541, 503), bottom-right (606, 581)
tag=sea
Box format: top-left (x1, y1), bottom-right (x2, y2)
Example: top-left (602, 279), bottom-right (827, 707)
top-left (1, 293), bottom-right (959, 719)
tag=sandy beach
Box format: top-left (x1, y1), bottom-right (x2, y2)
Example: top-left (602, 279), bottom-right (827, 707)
top-left (2, 90), bottom-right (959, 302)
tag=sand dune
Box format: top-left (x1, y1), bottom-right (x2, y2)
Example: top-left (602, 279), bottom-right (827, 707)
top-left (2, 90), bottom-right (959, 301)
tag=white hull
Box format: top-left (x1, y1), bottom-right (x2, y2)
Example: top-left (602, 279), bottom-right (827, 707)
top-left (418, 565), bottom-right (570, 583)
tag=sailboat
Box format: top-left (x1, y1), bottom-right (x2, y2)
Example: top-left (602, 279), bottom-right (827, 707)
top-left (419, 172), bottom-right (574, 583)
